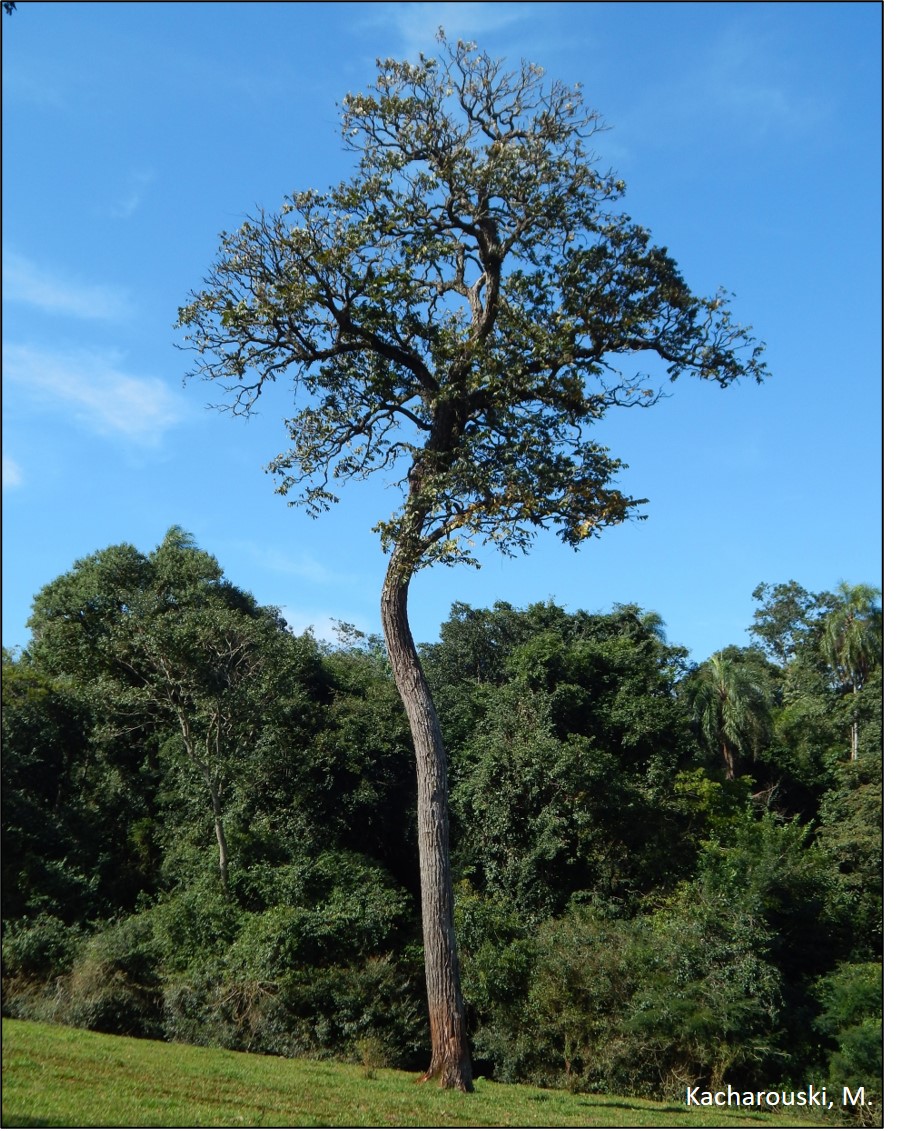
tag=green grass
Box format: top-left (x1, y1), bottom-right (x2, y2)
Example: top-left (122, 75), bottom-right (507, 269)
top-left (2, 1018), bottom-right (834, 1128)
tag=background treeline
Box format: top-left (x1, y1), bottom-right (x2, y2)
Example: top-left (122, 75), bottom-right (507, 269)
top-left (2, 528), bottom-right (882, 1114)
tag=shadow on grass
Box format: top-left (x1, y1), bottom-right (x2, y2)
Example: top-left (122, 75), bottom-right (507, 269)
top-left (577, 1098), bottom-right (778, 1123)
top-left (577, 1098), bottom-right (687, 1114)
top-left (1, 1116), bottom-right (73, 1128)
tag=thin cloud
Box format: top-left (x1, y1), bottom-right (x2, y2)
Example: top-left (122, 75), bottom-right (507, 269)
top-left (109, 170), bottom-right (156, 220)
top-left (2, 455), bottom-right (24, 491)
top-left (702, 26), bottom-right (825, 135)
top-left (3, 253), bottom-right (132, 321)
top-left (4, 344), bottom-right (183, 445)
top-left (373, 2), bottom-right (529, 57)
top-left (2, 62), bottom-right (69, 111)
top-left (638, 23), bottom-right (826, 147)
top-left (237, 542), bottom-right (360, 587)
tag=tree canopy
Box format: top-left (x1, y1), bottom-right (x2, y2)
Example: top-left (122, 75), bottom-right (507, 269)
top-left (178, 33), bottom-right (766, 573)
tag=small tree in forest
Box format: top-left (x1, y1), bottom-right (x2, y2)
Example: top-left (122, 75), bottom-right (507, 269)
top-left (820, 583), bottom-right (882, 762)
top-left (749, 580), bottom-right (828, 665)
top-left (178, 34), bottom-right (766, 1089)
top-left (689, 652), bottom-right (772, 780)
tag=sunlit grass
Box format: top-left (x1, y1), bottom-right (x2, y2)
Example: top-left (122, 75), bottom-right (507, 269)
top-left (2, 1018), bottom-right (834, 1127)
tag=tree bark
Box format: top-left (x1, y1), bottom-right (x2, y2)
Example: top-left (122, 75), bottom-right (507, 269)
top-left (722, 740), bottom-right (736, 780)
top-left (175, 710), bottom-right (230, 892)
top-left (381, 547), bottom-right (473, 1092)
top-left (209, 782), bottom-right (229, 892)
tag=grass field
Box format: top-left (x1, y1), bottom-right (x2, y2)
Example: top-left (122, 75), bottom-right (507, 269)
top-left (2, 1018), bottom-right (837, 1128)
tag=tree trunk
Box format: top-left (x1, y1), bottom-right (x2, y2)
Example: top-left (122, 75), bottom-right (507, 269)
top-left (722, 739), bottom-right (736, 780)
top-left (176, 713), bottom-right (230, 892)
top-left (209, 782), bottom-right (229, 892)
top-left (381, 549), bottom-right (473, 1092)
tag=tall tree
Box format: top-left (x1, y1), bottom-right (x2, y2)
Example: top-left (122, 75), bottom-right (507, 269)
top-left (178, 35), bottom-right (766, 1089)
top-left (27, 527), bottom-right (290, 892)
top-left (820, 583), bottom-right (882, 761)
top-left (689, 651), bottom-right (772, 780)
top-left (749, 580), bottom-right (829, 665)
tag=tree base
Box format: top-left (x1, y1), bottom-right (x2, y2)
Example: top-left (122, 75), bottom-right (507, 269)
top-left (416, 1064), bottom-right (475, 1092)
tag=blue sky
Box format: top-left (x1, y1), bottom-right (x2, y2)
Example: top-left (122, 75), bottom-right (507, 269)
top-left (2, 1), bottom-right (883, 661)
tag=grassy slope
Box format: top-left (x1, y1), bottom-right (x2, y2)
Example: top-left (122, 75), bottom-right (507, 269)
top-left (2, 1018), bottom-right (833, 1128)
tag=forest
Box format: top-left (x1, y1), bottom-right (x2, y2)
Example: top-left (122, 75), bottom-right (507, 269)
top-left (1, 527), bottom-right (882, 1118)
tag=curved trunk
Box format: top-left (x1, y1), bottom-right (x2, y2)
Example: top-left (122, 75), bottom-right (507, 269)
top-left (381, 548), bottom-right (473, 1092)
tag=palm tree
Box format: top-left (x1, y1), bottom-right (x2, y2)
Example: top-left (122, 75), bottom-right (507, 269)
top-left (820, 583), bottom-right (882, 761)
top-left (690, 652), bottom-right (772, 779)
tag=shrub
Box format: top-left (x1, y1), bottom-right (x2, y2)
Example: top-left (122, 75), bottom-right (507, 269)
top-left (161, 951), bottom-right (427, 1065)
top-left (150, 881), bottom-right (246, 971)
top-left (63, 914), bottom-right (164, 1038)
top-left (814, 962), bottom-right (882, 1123)
top-left (277, 953), bottom-right (428, 1066)
top-left (2, 913), bottom-right (83, 981)
top-left (471, 891), bottom-right (784, 1098)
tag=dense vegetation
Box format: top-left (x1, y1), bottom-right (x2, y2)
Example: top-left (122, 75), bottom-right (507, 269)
top-left (2, 531), bottom-right (882, 1120)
